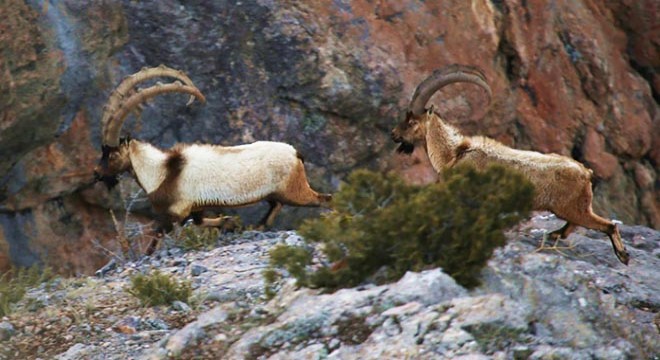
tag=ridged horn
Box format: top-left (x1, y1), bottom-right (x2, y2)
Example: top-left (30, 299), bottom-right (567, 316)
top-left (409, 64), bottom-right (492, 116)
top-left (102, 81), bottom-right (206, 147)
top-left (101, 65), bottom-right (200, 141)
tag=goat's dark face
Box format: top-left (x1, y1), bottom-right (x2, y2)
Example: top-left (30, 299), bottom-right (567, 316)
top-left (391, 112), bottom-right (427, 154)
top-left (94, 139), bottom-right (132, 189)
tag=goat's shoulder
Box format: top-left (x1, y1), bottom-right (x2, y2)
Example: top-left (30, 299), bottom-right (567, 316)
top-left (465, 135), bottom-right (507, 153)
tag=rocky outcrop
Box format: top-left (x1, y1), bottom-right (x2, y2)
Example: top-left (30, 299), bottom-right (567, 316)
top-left (0, 0), bottom-right (658, 274)
top-left (0, 216), bottom-right (658, 359)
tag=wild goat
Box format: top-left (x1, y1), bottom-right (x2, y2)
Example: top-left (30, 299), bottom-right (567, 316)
top-left (391, 65), bottom-right (629, 265)
top-left (94, 65), bottom-right (332, 244)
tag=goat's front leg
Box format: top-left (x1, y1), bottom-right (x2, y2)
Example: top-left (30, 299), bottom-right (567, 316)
top-left (186, 211), bottom-right (239, 231)
top-left (146, 213), bottom-right (175, 255)
top-left (200, 215), bottom-right (240, 232)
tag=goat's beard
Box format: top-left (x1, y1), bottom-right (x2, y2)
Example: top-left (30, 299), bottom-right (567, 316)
top-left (396, 142), bottom-right (415, 154)
top-left (98, 175), bottom-right (119, 190)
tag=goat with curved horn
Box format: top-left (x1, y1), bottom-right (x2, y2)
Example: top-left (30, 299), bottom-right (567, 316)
top-left (101, 64), bottom-right (200, 146)
top-left (94, 66), bottom-right (332, 254)
top-left (391, 64), bottom-right (629, 265)
top-left (102, 81), bottom-right (206, 148)
top-left (409, 64), bottom-right (492, 116)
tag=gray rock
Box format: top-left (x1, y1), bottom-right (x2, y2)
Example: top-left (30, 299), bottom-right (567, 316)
top-left (0, 321), bottom-right (15, 341)
top-left (529, 345), bottom-right (591, 360)
top-left (268, 343), bottom-right (327, 360)
top-left (55, 343), bottom-right (97, 360)
top-left (226, 269), bottom-right (467, 358)
top-left (171, 301), bottom-right (191, 313)
top-left (190, 263), bottom-right (208, 277)
top-left (144, 305), bottom-right (229, 358)
top-left (95, 259), bottom-right (117, 278)
top-left (327, 338), bottom-right (341, 351)
top-left (445, 294), bottom-right (531, 351)
top-left (384, 269), bottom-right (467, 306)
top-left (143, 318), bottom-right (169, 331)
top-left (7, 223), bottom-right (660, 359)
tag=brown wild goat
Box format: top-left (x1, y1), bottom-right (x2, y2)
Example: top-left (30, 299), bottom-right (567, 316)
top-left (391, 65), bottom-right (629, 265)
top-left (94, 65), bottom-right (332, 250)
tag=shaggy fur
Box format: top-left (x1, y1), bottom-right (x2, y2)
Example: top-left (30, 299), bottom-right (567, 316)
top-left (392, 66), bottom-right (630, 265)
top-left (95, 67), bottom-right (332, 253)
top-left (124, 140), bottom-right (330, 221)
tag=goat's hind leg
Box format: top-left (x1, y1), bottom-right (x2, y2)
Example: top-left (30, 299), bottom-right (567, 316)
top-left (259, 201), bottom-right (283, 229)
top-left (537, 221), bottom-right (577, 255)
top-left (572, 211), bottom-right (629, 265)
top-left (549, 221), bottom-right (576, 240)
top-left (282, 161), bottom-right (333, 208)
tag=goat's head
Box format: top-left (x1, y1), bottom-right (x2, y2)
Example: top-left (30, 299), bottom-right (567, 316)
top-left (93, 137), bottom-right (133, 189)
top-left (391, 65), bottom-right (492, 154)
top-left (391, 110), bottom-right (429, 154)
top-left (94, 65), bottom-right (206, 189)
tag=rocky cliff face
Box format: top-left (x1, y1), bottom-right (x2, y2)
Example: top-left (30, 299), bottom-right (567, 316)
top-left (0, 216), bottom-right (658, 359)
top-left (0, 0), bottom-right (658, 274)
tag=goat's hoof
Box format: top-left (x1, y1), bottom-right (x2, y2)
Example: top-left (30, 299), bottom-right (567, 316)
top-left (615, 249), bottom-right (630, 266)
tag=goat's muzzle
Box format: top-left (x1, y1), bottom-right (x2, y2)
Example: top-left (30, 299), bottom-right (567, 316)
top-left (392, 132), bottom-right (415, 154)
top-left (94, 169), bottom-right (119, 190)
top-left (396, 142), bottom-right (415, 154)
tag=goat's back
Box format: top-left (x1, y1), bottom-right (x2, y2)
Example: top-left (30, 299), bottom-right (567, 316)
top-left (464, 136), bottom-right (592, 210)
top-left (178, 141), bottom-right (299, 206)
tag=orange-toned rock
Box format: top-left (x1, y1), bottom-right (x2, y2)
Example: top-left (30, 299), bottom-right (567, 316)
top-left (0, 0), bottom-right (657, 274)
top-left (582, 128), bottom-right (620, 180)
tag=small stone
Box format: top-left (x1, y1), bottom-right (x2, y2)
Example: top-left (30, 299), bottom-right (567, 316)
top-left (113, 316), bottom-right (141, 334)
top-left (512, 345), bottom-right (533, 360)
top-left (95, 259), bottom-right (117, 278)
top-left (170, 258), bottom-right (187, 267)
top-left (381, 302), bottom-right (423, 318)
top-left (213, 333), bottom-right (228, 342)
top-left (168, 248), bottom-right (182, 256)
top-left (440, 328), bottom-right (473, 349)
top-left (55, 343), bottom-right (97, 360)
top-left (205, 290), bottom-right (237, 303)
top-left (172, 301), bottom-right (192, 313)
top-left (191, 264), bottom-right (208, 277)
top-left (0, 321), bottom-right (15, 341)
top-left (327, 338), bottom-right (341, 351)
top-left (143, 318), bottom-right (169, 331)
top-left (60, 317), bottom-right (73, 327)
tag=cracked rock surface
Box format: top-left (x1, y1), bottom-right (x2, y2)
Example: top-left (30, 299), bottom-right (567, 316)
top-left (0, 214), bottom-right (658, 359)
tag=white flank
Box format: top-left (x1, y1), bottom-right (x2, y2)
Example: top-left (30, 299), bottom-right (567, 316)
top-left (179, 141), bottom-right (298, 207)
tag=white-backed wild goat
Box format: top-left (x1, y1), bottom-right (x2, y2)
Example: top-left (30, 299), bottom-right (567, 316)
top-left (391, 64), bottom-right (629, 265)
top-left (94, 65), bottom-right (332, 246)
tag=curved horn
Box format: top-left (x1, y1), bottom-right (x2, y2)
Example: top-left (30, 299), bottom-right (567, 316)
top-left (409, 64), bottom-right (492, 116)
top-left (101, 65), bottom-right (200, 135)
top-left (102, 81), bottom-right (206, 147)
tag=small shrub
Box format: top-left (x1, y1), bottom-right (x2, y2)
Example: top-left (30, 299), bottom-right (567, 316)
top-left (180, 226), bottom-right (221, 251)
top-left (265, 164), bottom-right (534, 291)
top-left (0, 265), bottom-right (54, 316)
top-left (127, 270), bottom-right (192, 307)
